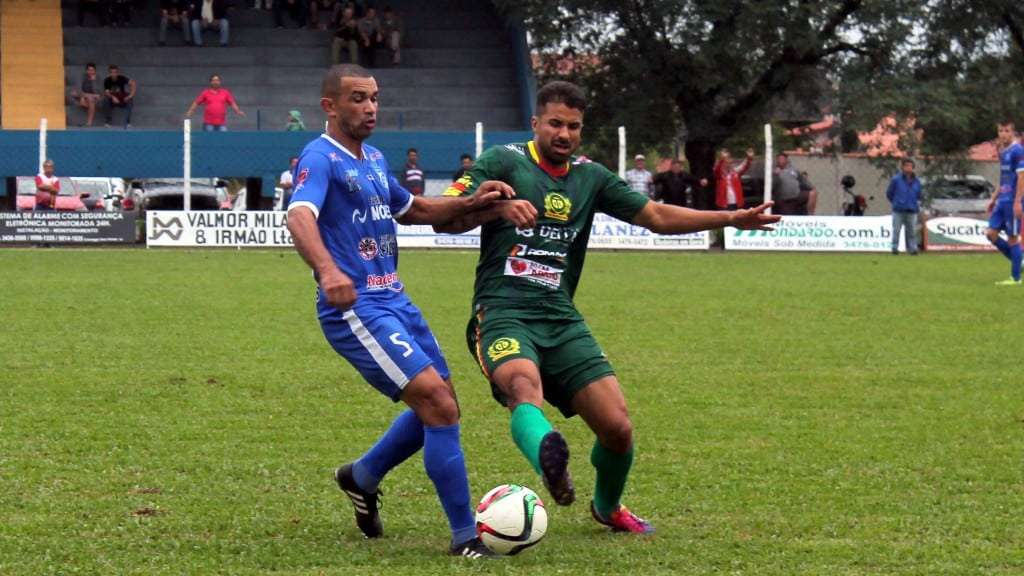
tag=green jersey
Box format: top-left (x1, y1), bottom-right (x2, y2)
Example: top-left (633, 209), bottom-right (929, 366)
top-left (444, 141), bottom-right (649, 318)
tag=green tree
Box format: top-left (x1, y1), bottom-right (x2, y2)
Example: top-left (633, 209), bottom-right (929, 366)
top-left (499, 0), bottom-right (919, 188)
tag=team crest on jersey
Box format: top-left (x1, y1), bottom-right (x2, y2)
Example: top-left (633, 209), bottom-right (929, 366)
top-left (487, 337), bottom-right (521, 361)
top-left (358, 237), bottom-right (378, 261)
top-left (543, 192), bottom-right (572, 221)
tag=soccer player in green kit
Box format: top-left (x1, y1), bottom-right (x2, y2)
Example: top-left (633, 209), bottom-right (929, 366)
top-left (435, 81), bottom-right (779, 533)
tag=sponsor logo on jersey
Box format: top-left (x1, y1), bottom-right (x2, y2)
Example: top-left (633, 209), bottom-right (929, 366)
top-left (352, 208), bottom-right (368, 223)
top-left (378, 233), bottom-right (397, 257)
top-left (346, 169), bottom-right (361, 194)
top-left (365, 272), bottom-right (403, 292)
top-left (516, 225), bottom-right (579, 244)
top-left (358, 237), bottom-right (378, 261)
top-left (487, 337), bottom-right (521, 361)
top-left (509, 243), bottom-right (568, 260)
top-left (364, 195), bottom-right (393, 221)
top-left (328, 152), bottom-right (342, 162)
top-left (504, 144), bottom-right (526, 156)
top-left (504, 256), bottom-right (563, 289)
top-left (544, 192), bottom-right (572, 221)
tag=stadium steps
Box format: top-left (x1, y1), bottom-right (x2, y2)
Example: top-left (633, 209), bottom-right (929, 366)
top-left (2, 0), bottom-right (67, 129)
top-left (61, 0), bottom-right (526, 131)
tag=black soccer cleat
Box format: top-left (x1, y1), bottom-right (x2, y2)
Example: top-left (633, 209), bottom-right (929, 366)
top-left (538, 430), bottom-right (575, 506)
top-left (449, 537), bottom-right (500, 559)
top-left (334, 463), bottom-right (383, 538)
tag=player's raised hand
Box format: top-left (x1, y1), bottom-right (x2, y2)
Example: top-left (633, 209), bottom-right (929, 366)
top-left (468, 180), bottom-right (515, 209)
top-left (320, 267), bottom-right (357, 311)
top-left (499, 199), bottom-right (538, 229)
top-left (480, 180), bottom-right (516, 199)
top-left (730, 202), bottom-right (781, 231)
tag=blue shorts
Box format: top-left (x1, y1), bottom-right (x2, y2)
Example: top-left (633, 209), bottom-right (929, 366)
top-left (318, 296), bottom-right (450, 401)
top-left (989, 201), bottom-right (1021, 237)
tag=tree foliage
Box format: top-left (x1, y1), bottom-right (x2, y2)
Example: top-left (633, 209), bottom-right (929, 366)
top-left (498, 0), bottom-right (1024, 179)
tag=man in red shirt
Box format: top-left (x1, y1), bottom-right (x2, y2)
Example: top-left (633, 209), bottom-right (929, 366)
top-left (35, 160), bottom-right (60, 211)
top-left (184, 74), bottom-right (245, 131)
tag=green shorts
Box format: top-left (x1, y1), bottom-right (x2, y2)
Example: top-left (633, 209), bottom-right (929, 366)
top-left (465, 308), bottom-right (615, 417)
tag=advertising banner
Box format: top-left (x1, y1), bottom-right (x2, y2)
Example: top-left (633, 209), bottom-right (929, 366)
top-left (147, 211), bottom-right (710, 250)
top-left (923, 216), bottom-right (995, 252)
top-left (725, 215), bottom-right (905, 252)
top-left (0, 211), bottom-right (137, 244)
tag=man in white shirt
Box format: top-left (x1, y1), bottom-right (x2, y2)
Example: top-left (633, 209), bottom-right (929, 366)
top-left (624, 154), bottom-right (654, 199)
top-left (278, 156), bottom-right (298, 210)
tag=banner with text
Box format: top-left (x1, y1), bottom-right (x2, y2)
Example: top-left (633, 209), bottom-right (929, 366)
top-left (1, 211), bottom-right (137, 244)
top-left (923, 216), bottom-right (995, 252)
top-left (146, 211), bottom-right (710, 250)
top-left (725, 215), bottom-right (906, 252)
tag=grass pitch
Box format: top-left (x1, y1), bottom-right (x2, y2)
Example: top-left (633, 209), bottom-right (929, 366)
top-left (1, 248), bottom-right (1022, 575)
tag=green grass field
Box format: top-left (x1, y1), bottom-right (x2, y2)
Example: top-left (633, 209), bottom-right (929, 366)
top-left (2, 248), bottom-right (1022, 575)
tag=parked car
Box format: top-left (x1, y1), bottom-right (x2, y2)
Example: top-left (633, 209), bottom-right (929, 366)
top-left (15, 176), bottom-right (127, 211)
top-left (137, 178), bottom-right (231, 211)
top-left (920, 175), bottom-right (993, 217)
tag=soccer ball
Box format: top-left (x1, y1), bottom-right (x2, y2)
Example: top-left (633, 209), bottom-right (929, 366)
top-left (475, 484), bottom-right (548, 555)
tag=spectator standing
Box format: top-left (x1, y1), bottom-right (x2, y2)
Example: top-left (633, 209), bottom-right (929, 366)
top-left (285, 109), bottom-right (306, 131)
top-left (357, 6), bottom-right (383, 67)
top-left (278, 156), bottom-right (298, 210)
top-left (332, 6), bottom-right (360, 64)
top-left (35, 160), bottom-right (60, 211)
top-left (274, 0), bottom-right (307, 28)
top-left (773, 153), bottom-right (816, 215)
top-left (380, 6), bottom-right (403, 65)
top-left (886, 158), bottom-right (921, 255)
top-left (103, 65), bottom-right (136, 128)
top-left (189, 0), bottom-right (230, 47)
top-left (159, 0), bottom-right (191, 45)
top-left (74, 63), bottom-right (101, 127)
top-left (624, 154), bottom-right (654, 198)
top-left (452, 153), bottom-right (473, 182)
top-left (185, 74), bottom-right (245, 131)
top-left (77, 0), bottom-right (110, 27)
top-left (653, 159), bottom-right (707, 207)
top-left (714, 148), bottom-right (754, 210)
top-left (401, 148), bottom-right (424, 196)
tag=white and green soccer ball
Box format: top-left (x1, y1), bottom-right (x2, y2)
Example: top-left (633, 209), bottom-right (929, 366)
top-left (475, 484), bottom-right (548, 555)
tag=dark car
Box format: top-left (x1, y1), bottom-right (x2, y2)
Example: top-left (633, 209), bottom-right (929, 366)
top-left (138, 178), bottom-right (229, 211)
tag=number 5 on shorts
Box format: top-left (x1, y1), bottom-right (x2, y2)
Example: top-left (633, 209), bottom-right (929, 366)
top-left (389, 332), bottom-right (414, 358)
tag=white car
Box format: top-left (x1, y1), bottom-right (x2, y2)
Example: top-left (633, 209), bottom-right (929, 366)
top-left (16, 176), bottom-right (128, 211)
top-left (920, 175), bottom-right (993, 216)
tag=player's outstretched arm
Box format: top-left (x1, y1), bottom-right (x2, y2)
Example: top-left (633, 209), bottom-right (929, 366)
top-left (633, 201), bottom-right (781, 234)
top-left (287, 207), bottom-right (357, 310)
top-left (396, 180), bottom-right (511, 226)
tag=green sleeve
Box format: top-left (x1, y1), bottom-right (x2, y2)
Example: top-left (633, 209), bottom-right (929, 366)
top-left (443, 146), bottom-right (507, 197)
top-left (595, 165), bottom-right (650, 222)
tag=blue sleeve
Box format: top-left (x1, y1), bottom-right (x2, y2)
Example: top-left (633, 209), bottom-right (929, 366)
top-left (288, 151), bottom-right (331, 218)
top-left (885, 177), bottom-right (895, 202)
top-left (388, 173), bottom-right (414, 218)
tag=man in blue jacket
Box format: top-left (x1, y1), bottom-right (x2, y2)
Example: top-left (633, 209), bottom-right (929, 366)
top-left (886, 159), bottom-right (921, 255)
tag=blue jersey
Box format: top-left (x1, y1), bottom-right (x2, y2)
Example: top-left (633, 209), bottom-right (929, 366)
top-left (289, 134), bottom-right (414, 306)
top-left (998, 141), bottom-right (1024, 204)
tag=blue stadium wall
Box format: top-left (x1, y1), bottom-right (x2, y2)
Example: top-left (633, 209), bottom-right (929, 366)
top-left (0, 129), bottom-right (532, 199)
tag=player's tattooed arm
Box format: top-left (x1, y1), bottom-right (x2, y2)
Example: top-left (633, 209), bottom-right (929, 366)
top-left (397, 180), bottom-right (516, 226)
top-left (633, 201), bottom-right (780, 234)
top-left (287, 207), bottom-right (357, 310)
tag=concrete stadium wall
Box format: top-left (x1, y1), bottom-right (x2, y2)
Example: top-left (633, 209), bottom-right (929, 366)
top-left (0, 129), bottom-right (531, 197)
top-left (787, 155), bottom-right (999, 216)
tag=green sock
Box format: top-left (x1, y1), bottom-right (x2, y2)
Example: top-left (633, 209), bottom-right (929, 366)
top-left (510, 403), bottom-right (553, 475)
top-left (591, 441), bottom-right (634, 519)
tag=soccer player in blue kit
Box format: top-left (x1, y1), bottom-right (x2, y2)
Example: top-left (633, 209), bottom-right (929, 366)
top-left (286, 64), bottom-right (537, 558)
top-left (986, 120), bottom-right (1024, 285)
